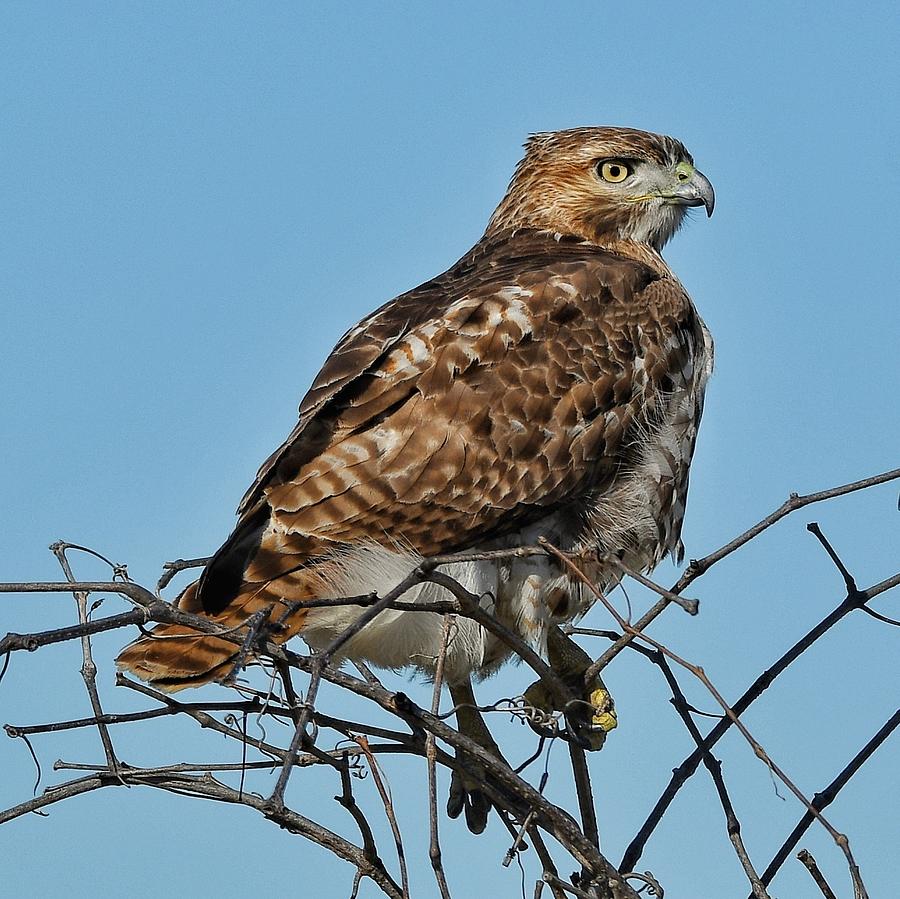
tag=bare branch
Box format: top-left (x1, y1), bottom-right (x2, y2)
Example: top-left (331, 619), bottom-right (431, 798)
top-left (2, 466), bottom-right (895, 898)
top-left (334, 750), bottom-right (397, 891)
top-left (0, 772), bottom-right (111, 824)
top-left (605, 556), bottom-right (698, 615)
top-left (50, 542), bottom-right (121, 778)
top-left (543, 540), bottom-right (870, 899)
top-left (796, 850), bottom-right (840, 899)
top-left (621, 568), bottom-right (898, 874)
top-left (0, 610), bottom-right (145, 655)
top-left (151, 771), bottom-right (405, 899)
top-left (427, 615), bottom-right (454, 899)
top-left (354, 736), bottom-right (410, 898)
top-left (568, 742), bottom-right (601, 895)
top-left (650, 650), bottom-right (770, 898)
top-left (676, 467), bottom-right (900, 588)
top-left (157, 556), bottom-right (210, 593)
top-left (756, 708), bottom-right (900, 893)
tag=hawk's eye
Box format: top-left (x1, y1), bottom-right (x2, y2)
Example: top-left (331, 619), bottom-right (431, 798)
top-left (597, 160), bottom-right (632, 183)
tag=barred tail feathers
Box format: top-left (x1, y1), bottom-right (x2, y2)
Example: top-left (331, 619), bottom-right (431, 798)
top-left (115, 579), bottom-right (310, 692)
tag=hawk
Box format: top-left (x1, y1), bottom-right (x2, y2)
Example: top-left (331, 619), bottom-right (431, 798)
top-left (118, 126), bottom-right (714, 829)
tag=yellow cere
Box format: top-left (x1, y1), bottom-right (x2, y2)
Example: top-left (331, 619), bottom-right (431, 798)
top-left (675, 161), bottom-right (695, 182)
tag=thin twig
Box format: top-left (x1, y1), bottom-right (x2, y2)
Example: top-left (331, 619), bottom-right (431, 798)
top-left (116, 674), bottom-right (286, 760)
top-left (542, 540), bottom-right (869, 899)
top-left (528, 827), bottom-right (568, 899)
top-left (55, 759), bottom-right (282, 774)
top-left (354, 736), bottom-right (410, 899)
top-left (621, 570), bottom-right (898, 874)
top-left (568, 742), bottom-right (601, 896)
top-left (427, 615), bottom-right (454, 899)
top-left (157, 556), bottom-right (210, 593)
top-left (0, 610), bottom-right (146, 655)
top-left (590, 467), bottom-right (900, 675)
top-left (651, 651), bottom-right (770, 898)
top-left (796, 849), bottom-right (839, 899)
top-left (334, 751), bottom-right (393, 885)
top-left (756, 708), bottom-right (900, 893)
top-left (268, 655), bottom-right (322, 806)
top-left (0, 773), bottom-right (111, 824)
top-left (676, 468), bottom-right (900, 587)
top-left (806, 524), bottom-right (857, 591)
top-left (4, 698), bottom-right (272, 736)
top-left (541, 874), bottom-right (599, 899)
top-left (154, 771), bottom-right (406, 898)
top-left (50, 542), bottom-right (121, 779)
top-left (605, 557), bottom-right (698, 615)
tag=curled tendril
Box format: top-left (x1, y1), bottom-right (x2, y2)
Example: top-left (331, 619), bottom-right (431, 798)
top-left (624, 870), bottom-right (665, 896)
top-left (499, 695), bottom-right (562, 731)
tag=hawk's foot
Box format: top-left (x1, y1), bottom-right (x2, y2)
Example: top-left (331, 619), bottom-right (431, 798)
top-left (523, 626), bottom-right (617, 751)
top-left (447, 679), bottom-right (505, 834)
top-left (587, 684), bottom-right (618, 734)
top-left (447, 764), bottom-right (493, 834)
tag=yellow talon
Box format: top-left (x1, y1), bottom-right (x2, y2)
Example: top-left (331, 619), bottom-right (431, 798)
top-left (592, 710), bottom-right (618, 732)
top-left (527, 628), bottom-right (619, 750)
top-left (589, 687), bottom-right (618, 732)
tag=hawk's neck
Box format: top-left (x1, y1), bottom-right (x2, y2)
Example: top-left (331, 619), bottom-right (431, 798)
top-left (599, 238), bottom-right (675, 279)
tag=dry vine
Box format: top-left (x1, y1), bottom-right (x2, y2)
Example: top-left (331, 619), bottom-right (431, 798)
top-left (2, 467), bottom-right (898, 898)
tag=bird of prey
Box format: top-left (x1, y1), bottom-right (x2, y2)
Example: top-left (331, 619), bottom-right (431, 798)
top-left (118, 126), bottom-right (715, 830)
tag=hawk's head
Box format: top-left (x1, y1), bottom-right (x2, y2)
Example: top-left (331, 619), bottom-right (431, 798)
top-left (486, 126), bottom-right (714, 251)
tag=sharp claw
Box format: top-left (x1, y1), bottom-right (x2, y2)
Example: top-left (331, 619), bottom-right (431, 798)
top-left (449, 767), bottom-right (491, 832)
top-left (447, 771), bottom-right (466, 819)
top-left (464, 790), bottom-right (490, 834)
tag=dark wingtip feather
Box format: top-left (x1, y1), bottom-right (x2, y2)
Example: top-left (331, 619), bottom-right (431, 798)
top-left (197, 506), bottom-right (269, 615)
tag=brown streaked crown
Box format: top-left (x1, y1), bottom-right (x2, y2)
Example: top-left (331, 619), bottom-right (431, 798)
top-left (486, 126), bottom-right (697, 250)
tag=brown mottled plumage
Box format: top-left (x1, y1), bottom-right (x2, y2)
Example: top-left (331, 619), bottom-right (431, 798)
top-left (117, 126), bottom-right (715, 693)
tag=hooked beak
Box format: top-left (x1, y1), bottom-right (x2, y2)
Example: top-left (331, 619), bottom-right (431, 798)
top-left (669, 167), bottom-right (715, 216)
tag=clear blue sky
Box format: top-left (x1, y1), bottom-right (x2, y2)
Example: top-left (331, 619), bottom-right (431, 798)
top-left (1, 4), bottom-right (897, 897)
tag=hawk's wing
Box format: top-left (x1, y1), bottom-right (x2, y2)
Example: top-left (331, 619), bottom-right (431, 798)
top-left (199, 230), bottom-right (703, 611)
